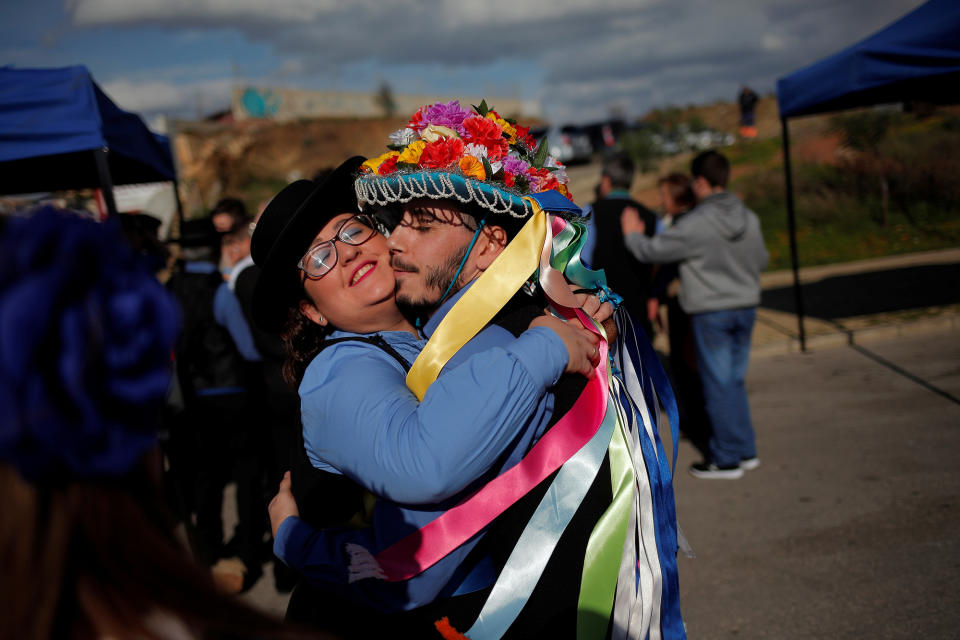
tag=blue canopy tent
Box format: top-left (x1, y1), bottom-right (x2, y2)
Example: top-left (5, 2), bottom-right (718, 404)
top-left (0, 65), bottom-right (179, 218)
top-left (775, 0), bottom-right (960, 349)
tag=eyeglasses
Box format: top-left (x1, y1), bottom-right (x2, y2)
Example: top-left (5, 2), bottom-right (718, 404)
top-left (298, 214), bottom-right (377, 279)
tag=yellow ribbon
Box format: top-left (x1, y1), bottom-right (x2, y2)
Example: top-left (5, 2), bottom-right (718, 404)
top-left (406, 199), bottom-right (547, 400)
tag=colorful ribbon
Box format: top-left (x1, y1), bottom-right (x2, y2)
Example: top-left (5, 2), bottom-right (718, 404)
top-left (389, 197), bottom-right (684, 639)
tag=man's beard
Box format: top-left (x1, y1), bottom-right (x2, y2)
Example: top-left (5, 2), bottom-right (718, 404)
top-left (392, 243), bottom-right (469, 315)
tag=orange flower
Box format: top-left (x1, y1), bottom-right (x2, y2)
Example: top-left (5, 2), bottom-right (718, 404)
top-left (458, 155), bottom-right (486, 180)
top-left (419, 138), bottom-right (465, 169)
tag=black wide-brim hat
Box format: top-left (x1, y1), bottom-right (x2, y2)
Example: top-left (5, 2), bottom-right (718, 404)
top-left (251, 156), bottom-right (366, 332)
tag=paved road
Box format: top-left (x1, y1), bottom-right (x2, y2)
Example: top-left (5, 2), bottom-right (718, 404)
top-left (244, 327), bottom-right (960, 639)
top-left (672, 328), bottom-right (960, 640)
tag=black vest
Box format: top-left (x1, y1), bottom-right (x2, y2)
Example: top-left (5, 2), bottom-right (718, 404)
top-left (590, 196), bottom-right (658, 322)
top-left (167, 264), bottom-right (247, 398)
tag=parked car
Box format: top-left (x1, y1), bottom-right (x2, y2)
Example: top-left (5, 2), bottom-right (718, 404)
top-left (582, 119), bottom-right (628, 154)
top-left (529, 124), bottom-right (593, 165)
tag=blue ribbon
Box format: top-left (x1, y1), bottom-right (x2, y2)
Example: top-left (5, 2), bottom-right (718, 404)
top-left (616, 309), bottom-right (685, 639)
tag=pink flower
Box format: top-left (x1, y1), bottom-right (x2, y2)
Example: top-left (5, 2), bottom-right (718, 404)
top-left (410, 100), bottom-right (474, 135)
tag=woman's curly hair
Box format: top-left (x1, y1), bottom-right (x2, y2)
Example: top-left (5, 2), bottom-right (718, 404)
top-left (280, 293), bottom-right (333, 388)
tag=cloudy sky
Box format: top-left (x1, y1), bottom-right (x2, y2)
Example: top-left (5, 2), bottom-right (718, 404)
top-left (2, 0), bottom-right (927, 129)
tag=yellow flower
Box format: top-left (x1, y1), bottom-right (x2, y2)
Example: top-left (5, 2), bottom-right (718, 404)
top-left (458, 155), bottom-right (486, 180)
top-left (486, 113), bottom-right (517, 143)
top-left (398, 140), bottom-right (426, 164)
top-left (362, 151), bottom-right (399, 173)
top-left (420, 125), bottom-right (459, 143)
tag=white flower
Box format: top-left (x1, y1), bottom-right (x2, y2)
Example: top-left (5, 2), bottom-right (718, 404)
top-left (464, 143), bottom-right (488, 159)
top-left (389, 127), bottom-right (416, 147)
top-left (420, 125), bottom-right (459, 142)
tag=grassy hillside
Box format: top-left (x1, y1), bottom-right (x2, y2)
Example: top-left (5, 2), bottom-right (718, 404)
top-left (630, 99), bottom-right (960, 270)
top-left (172, 97), bottom-right (960, 271)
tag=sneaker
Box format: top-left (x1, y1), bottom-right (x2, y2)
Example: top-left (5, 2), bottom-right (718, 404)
top-left (688, 461), bottom-right (744, 479)
top-left (740, 457), bottom-right (761, 471)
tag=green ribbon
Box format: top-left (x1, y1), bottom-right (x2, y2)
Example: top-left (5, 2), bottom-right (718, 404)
top-left (576, 405), bottom-right (635, 639)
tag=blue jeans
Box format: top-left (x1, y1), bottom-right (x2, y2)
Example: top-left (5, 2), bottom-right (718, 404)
top-left (690, 308), bottom-right (757, 467)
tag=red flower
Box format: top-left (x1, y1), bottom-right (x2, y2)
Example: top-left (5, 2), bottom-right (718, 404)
top-left (409, 108), bottom-right (426, 131)
top-left (419, 138), bottom-right (465, 169)
top-left (526, 167), bottom-right (559, 192)
top-left (377, 155), bottom-right (398, 175)
top-left (503, 172), bottom-right (516, 188)
top-left (462, 116), bottom-right (509, 160)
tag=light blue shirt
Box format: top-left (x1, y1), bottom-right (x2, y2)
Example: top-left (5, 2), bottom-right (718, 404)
top-left (213, 281), bottom-right (261, 362)
top-left (275, 285), bottom-right (567, 610)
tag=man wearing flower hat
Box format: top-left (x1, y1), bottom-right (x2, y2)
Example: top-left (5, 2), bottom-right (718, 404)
top-left (270, 100), bottom-right (685, 640)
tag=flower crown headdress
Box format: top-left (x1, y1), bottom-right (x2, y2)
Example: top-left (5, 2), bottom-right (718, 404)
top-left (355, 99), bottom-right (578, 219)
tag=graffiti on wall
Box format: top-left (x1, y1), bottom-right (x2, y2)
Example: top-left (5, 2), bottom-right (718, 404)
top-left (240, 88), bottom-right (281, 118)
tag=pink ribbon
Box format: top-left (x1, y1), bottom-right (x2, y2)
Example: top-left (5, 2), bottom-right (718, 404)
top-left (376, 341), bottom-right (610, 581)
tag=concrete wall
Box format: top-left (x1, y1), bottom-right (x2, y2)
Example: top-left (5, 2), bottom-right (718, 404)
top-left (232, 86), bottom-right (540, 122)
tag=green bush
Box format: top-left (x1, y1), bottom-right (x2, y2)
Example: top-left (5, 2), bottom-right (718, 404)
top-left (731, 109), bottom-right (960, 270)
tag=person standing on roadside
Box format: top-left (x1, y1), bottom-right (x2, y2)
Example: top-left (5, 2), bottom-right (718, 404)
top-left (622, 150), bottom-right (768, 479)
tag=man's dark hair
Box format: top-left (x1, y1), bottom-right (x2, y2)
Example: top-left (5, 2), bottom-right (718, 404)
top-left (601, 153), bottom-right (635, 191)
top-left (691, 150), bottom-right (730, 188)
top-left (211, 197), bottom-right (247, 219)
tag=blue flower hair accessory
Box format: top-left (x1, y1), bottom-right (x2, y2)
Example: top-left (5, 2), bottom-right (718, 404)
top-left (0, 207), bottom-right (181, 481)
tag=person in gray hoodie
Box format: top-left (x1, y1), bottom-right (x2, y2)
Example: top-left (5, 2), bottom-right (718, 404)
top-left (621, 150), bottom-right (768, 479)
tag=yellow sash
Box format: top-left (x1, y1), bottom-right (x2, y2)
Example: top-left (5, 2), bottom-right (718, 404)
top-left (405, 198), bottom-right (546, 400)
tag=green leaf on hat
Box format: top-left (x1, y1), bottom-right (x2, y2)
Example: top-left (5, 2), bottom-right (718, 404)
top-left (532, 137), bottom-right (549, 169)
top-left (481, 157), bottom-right (494, 181)
top-left (514, 174), bottom-right (530, 193)
top-left (473, 99), bottom-right (490, 117)
top-left (504, 117), bottom-right (517, 125)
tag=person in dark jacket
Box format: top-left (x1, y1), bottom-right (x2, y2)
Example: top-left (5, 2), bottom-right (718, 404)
top-left (589, 153), bottom-right (659, 337)
top-left (166, 218), bottom-right (263, 590)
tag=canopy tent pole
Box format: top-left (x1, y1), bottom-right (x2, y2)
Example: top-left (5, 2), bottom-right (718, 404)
top-left (93, 147), bottom-right (118, 218)
top-left (172, 177), bottom-right (186, 240)
top-left (780, 117), bottom-right (806, 352)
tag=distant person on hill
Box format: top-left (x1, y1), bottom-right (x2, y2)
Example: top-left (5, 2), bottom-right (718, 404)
top-left (621, 150), bottom-right (768, 479)
top-left (589, 152), bottom-right (659, 337)
top-left (738, 86), bottom-right (759, 139)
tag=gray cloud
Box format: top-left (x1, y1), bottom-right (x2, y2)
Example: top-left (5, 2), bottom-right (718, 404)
top-left (69, 0), bottom-right (928, 124)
